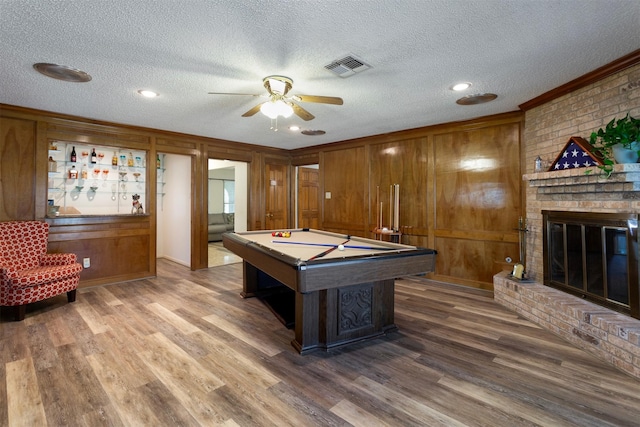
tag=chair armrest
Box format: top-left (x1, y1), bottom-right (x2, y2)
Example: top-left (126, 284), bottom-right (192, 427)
top-left (40, 253), bottom-right (78, 266)
top-left (0, 265), bottom-right (19, 282)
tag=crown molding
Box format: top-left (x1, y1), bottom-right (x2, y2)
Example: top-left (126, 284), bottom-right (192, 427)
top-left (519, 49), bottom-right (640, 111)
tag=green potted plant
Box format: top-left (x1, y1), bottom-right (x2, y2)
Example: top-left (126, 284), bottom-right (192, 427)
top-left (589, 113), bottom-right (640, 176)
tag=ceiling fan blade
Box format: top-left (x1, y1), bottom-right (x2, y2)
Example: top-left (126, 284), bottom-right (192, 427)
top-left (291, 103), bottom-right (315, 121)
top-left (242, 103), bottom-right (264, 117)
top-left (208, 92), bottom-right (262, 97)
top-left (294, 95), bottom-right (343, 105)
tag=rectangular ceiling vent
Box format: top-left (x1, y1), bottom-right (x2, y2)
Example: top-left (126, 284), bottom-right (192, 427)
top-left (324, 55), bottom-right (371, 78)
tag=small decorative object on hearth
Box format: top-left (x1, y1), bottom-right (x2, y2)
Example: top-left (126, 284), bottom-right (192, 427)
top-left (548, 136), bottom-right (603, 173)
top-left (588, 113), bottom-right (640, 177)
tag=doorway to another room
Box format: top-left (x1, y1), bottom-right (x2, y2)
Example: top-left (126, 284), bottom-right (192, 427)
top-left (156, 153), bottom-right (192, 267)
top-left (208, 159), bottom-right (247, 267)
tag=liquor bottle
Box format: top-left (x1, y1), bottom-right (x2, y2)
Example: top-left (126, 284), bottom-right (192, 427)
top-left (156, 154), bottom-right (161, 169)
top-left (70, 146), bottom-right (77, 162)
top-left (81, 167), bottom-right (87, 179)
top-left (112, 151), bottom-right (118, 166)
top-left (91, 148), bottom-right (97, 164)
top-left (48, 156), bottom-right (57, 172)
top-left (127, 152), bottom-right (134, 167)
top-left (68, 165), bottom-right (78, 179)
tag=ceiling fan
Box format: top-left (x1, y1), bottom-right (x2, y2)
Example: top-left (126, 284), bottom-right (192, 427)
top-left (208, 75), bottom-right (343, 121)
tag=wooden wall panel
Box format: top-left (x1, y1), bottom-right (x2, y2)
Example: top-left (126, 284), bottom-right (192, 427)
top-left (47, 217), bottom-right (152, 287)
top-left (433, 237), bottom-right (517, 288)
top-left (248, 152), bottom-right (264, 230)
top-left (429, 122), bottom-right (521, 288)
top-left (369, 138), bottom-right (429, 236)
top-left (322, 146), bottom-right (367, 235)
top-left (434, 124), bottom-right (520, 232)
top-left (0, 117), bottom-right (36, 221)
top-left (313, 114), bottom-right (523, 290)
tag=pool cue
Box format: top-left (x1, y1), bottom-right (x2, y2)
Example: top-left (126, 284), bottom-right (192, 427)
top-left (271, 240), bottom-right (395, 251)
top-left (308, 238), bottom-right (351, 260)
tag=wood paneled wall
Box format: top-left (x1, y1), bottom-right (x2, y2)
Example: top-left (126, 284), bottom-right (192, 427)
top-left (322, 146), bottom-right (368, 235)
top-left (369, 138), bottom-right (430, 242)
top-left (0, 117), bottom-right (37, 220)
top-left (433, 122), bottom-right (522, 287)
top-left (292, 112), bottom-right (524, 289)
top-left (0, 104), bottom-right (287, 288)
top-left (2, 102), bottom-right (523, 291)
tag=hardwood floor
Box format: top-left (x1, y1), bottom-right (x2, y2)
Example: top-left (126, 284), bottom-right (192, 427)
top-left (2, 260), bottom-right (640, 426)
top-left (208, 242), bottom-right (242, 268)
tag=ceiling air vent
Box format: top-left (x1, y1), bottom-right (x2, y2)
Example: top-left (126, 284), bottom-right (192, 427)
top-left (324, 55), bottom-right (371, 78)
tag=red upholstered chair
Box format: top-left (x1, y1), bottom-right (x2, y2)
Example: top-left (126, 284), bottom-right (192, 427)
top-left (0, 221), bottom-right (82, 321)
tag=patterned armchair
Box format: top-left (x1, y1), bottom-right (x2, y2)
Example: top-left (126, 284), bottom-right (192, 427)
top-left (0, 221), bottom-right (82, 321)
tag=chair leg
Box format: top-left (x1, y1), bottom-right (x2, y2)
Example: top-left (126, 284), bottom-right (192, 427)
top-left (15, 305), bottom-right (26, 321)
top-left (67, 289), bottom-right (77, 303)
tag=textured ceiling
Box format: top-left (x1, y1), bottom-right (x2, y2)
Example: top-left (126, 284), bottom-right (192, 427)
top-left (1, 0), bottom-right (639, 150)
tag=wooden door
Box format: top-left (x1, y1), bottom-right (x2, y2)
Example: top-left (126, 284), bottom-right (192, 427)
top-left (265, 163), bottom-right (288, 229)
top-left (297, 166), bottom-right (319, 229)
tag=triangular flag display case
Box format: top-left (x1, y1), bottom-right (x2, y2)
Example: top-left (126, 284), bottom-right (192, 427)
top-left (548, 136), bottom-right (603, 171)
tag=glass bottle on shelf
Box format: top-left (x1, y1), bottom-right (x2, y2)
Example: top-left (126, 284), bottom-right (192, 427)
top-left (127, 152), bottom-right (134, 167)
top-left (91, 148), bottom-right (97, 164)
top-left (68, 165), bottom-right (78, 179)
top-left (70, 146), bottom-right (77, 162)
top-left (112, 151), bottom-right (118, 166)
top-left (157, 154), bottom-right (161, 169)
top-left (48, 156), bottom-right (57, 172)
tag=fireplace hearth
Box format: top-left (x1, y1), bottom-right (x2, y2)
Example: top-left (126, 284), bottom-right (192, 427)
top-left (543, 211), bottom-right (639, 320)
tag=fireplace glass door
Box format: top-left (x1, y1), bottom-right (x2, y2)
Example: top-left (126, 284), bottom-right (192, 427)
top-left (543, 211), bottom-right (639, 319)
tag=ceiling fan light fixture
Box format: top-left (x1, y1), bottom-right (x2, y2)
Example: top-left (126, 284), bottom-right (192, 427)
top-left (260, 100), bottom-right (293, 119)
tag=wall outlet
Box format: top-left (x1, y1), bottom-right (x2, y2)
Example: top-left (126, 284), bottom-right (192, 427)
top-left (83, 257), bottom-right (90, 268)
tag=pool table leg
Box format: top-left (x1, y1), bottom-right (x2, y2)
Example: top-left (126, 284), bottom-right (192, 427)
top-left (292, 291), bottom-right (320, 354)
top-left (241, 261), bottom-right (259, 298)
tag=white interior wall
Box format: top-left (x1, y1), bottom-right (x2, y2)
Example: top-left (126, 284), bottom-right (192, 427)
top-left (157, 153), bottom-right (191, 267)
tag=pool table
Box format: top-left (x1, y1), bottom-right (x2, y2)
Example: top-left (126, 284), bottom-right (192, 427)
top-left (222, 228), bottom-right (436, 354)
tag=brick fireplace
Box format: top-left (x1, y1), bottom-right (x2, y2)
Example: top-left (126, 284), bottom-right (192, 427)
top-left (494, 60), bottom-right (640, 379)
top-left (494, 164), bottom-right (640, 380)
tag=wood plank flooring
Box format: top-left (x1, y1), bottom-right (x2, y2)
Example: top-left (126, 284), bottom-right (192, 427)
top-left (2, 259), bottom-right (640, 426)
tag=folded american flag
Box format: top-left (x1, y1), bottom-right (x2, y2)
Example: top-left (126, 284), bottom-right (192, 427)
top-left (548, 136), bottom-right (603, 171)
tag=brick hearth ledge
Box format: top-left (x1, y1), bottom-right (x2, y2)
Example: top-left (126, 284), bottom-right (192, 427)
top-left (494, 271), bottom-right (640, 381)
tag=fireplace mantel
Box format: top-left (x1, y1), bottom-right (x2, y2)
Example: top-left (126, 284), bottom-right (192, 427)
top-left (524, 164), bottom-right (640, 197)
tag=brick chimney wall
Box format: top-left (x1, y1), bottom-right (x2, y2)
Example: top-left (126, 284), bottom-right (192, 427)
top-left (493, 63), bottom-right (640, 380)
top-left (524, 63), bottom-right (640, 281)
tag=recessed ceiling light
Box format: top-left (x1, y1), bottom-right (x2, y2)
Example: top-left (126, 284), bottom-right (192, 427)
top-left (137, 90), bottom-right (159, 98)
top-left (33, 63), bottom-right (92, 82)
top-left (456, 93), bottom-right (497, 105)
top-left (451, 82), bottom-right (471, 91)
top-left (289, 125), bottom-right (300, 131)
